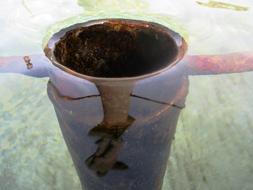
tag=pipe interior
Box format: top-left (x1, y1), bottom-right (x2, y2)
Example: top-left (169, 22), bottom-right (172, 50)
top-left (54, 21), bottom-right (179, 78)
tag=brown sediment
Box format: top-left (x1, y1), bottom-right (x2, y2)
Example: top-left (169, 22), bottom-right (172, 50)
top-left (54, 21), bottom-right (178, 78)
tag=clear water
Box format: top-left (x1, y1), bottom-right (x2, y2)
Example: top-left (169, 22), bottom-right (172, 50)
top-left (0, 0), bottom-right (253, 189)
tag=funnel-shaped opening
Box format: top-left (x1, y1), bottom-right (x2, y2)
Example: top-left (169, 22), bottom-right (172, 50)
top-left (51, 19), bottom-right (186, 79)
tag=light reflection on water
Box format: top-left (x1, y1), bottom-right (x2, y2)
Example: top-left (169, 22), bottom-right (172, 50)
top-left (0, 0), bottom-right (253, 190)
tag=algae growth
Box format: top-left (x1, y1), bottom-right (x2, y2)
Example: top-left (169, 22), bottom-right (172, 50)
top-left (196, 0), bottom-right (249, 11)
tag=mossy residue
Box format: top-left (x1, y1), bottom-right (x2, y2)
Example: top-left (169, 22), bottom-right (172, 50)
top-left (196, 0), bottom-right (249, 11)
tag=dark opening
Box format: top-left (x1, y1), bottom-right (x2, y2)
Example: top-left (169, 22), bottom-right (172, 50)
top-left (54, 21), bottom-right (179, 78)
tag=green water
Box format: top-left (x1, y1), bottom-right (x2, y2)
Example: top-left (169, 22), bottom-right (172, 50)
top-left (0, 0), bottom-right (253, 190)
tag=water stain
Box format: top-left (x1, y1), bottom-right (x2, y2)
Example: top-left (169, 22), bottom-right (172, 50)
top-left (196, 0), bottom-right (249, 11)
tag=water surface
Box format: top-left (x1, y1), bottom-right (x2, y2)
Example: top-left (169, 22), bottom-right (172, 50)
top-left (0, 0), bottom-right (253, 190)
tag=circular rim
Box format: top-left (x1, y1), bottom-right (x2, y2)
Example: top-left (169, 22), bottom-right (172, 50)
top-left (44, 18), bottom-right (188, 83)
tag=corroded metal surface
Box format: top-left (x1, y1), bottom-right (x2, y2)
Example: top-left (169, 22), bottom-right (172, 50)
top-left (185, 52), bottom-right (253, 75)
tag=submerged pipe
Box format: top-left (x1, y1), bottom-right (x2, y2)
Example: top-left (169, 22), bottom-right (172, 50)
top-left (44, 19), bottom-right (188, 190)
top-left (0, 18), bottom-right (253, 190)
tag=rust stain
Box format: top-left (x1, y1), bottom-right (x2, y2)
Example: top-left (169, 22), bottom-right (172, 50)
top-left (196, 0), bottom-right (249, 11)
top-left (23, 56), bottom-right (33, 70)
top-left (186, 52), bottom-right (253, 75)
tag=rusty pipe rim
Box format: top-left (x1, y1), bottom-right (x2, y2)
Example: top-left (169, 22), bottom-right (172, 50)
top-left (44, 18), bottom-right (188, 83)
